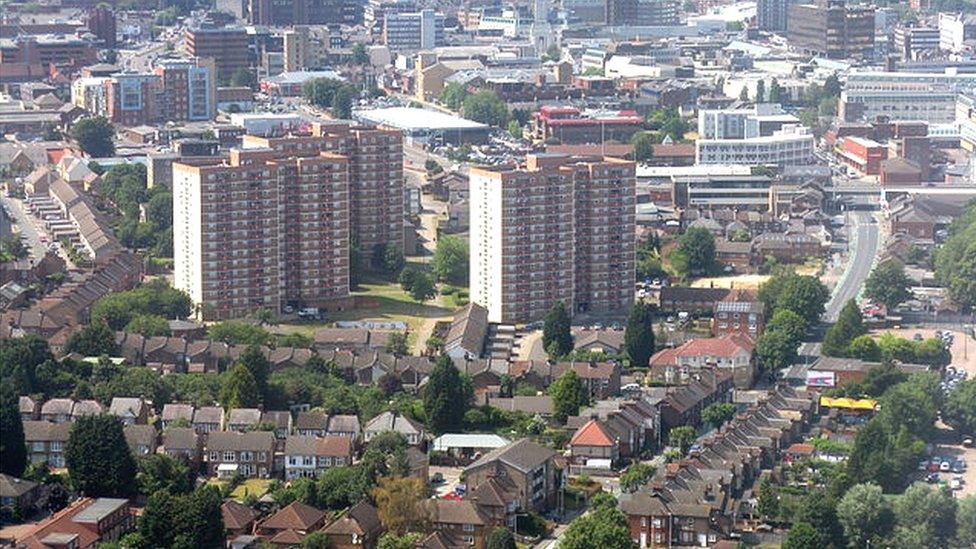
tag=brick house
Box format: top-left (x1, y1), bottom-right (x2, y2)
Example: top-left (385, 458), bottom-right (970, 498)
top-left (463, 439), bottom-right (564, 515)
top-left (23, 420), bottom-right (72, 468)
top-left (569, 419), bottom-right (620, 466)
top-left (320, 501), bottom-right (384, 549)
top-left (284, 435), bottom-right (353, 480)
top-left (204, 431), bottom-right (275, 479)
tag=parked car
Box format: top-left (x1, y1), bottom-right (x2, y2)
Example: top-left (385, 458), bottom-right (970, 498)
top-left (941, 461), bottom-right (952, 472)
top-left (926, 473), bottom-right (940, 484)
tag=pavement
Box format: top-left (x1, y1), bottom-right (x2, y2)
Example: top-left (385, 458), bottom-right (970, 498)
top-left (1, 196), bottom-right (60, 262)
top-left (823, 211), bottom-right (880, 322)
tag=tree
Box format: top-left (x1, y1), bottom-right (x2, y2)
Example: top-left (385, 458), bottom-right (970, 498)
top-left (424, 354), bottom-right (472, 434)
top-left (560, 505), bottom-right (633, 549)
top-left (228, 67), bottom-right (255, 89)
top-left (352, 43), bottom-right (370, 65)
top-left (300, 532), bottom-right (332, 549)
top-left (624, 301), bottom-right (655, 368)
top-left (373, 476), bottom-right (428, 536)
top-left (702, 402), bottom-right (737, 430)
top-left (219, 363), bottom-right (261, 409)
top-left (550, 369), bottom-right (587, 424)
top-left (793, 494), bottom-right (843, 547)
top-left (331, 85), bottom-right (354, 119)
top-left (146, 192), bottom-right (173, 230)
top-left (668, 426), bottom-right (696, 454)
top-left (942, 379), bottom-right (976, 435)
top-left (386, 332), bottom-right (409, 357)
top-left (239, 345), bottom-right (270, 396)
top-left (865, 259), bottom-right (912, 310)
top-left (755, 329), bottom-right (798, 373)
top-left (0, 335), bottom-right (53, 394)
top-left (66, 415), bottom-right (137, 497)
top-left (756, 477), bottom-right (778, 521)
top-left (462, 90), bottom-right (508, 126)
top-left (958, 496), bottom-right (976, 546)
top-left (0, 234), bottom-right (27, 259)
top-left (619, 463), bottom-right (656, 493)
top-left (739, 86), bottom-right (750, 101)
top-left (137, 454), bottom-right (193, 496)
top-left (0, 383), bottom-right (26, 477)
top-left (486, 527), bottom-right (516, 549)
top-left (407, 271), bottom-right (436, 303)
top-left (630, 132), bottom-right (656, 161)
top-left (672, 227), bottom-right (715, 276)
top-left (383, 243), bottom-right (405, 276)
top-left (139, 490), bottom-right (180, 548)
top-left (507, 119), bottom-right (522, 139)
top-left (431, 235), bottom-right (468, 285)
top-left (64, 322), bottom-right (120, 356)
top-left (758, 272), bottom-right (829, 321)
top-left (303, 78), bottom-right (345, 108)
top-left (848, 334), bottom-right (882, 361)
top-left (125, 314), bottom-right (171, 336)
top-left (208, 321), bottom-right (271, 346)
top-left (822, 300), bottom-right (866, 357)
top-left (894, 483), bottom-right (957, 548)
top-left (71, 116), bottom-right (115, 157)
top-left (878, 375), bottom-right (939, 441)
top-left (174, 485), bottom-right (224, 548)
top-left (768, 78), bottom-right (783, 104)
top-left (765, 309), bottom-right (807, 344)
top-left (377, 533), bottom-right (423, 549)
top-left (934, 203), bottom-right (976, 309)
top-left (837, 483), bottom-right (895, 547)
top-left (824, 73), bottom-right (841, 97)
top-left (755, 79), bottom-right (766, 103)
top-left (783, 522), bottom-right (823, 549)
top-left (542, 301), bottom-right (573, 359)
top-left (440, 82), bottom-right (469, 110)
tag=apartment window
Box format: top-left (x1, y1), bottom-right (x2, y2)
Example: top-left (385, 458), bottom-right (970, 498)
top-left (223, 451), bottom-right (236, 461)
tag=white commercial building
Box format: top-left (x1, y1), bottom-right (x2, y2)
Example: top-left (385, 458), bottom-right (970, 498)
top-left (939, 12), bottom-right (976, 54)
top-left (696, 126), bottom-right (815, 166)
top-left (384, 9), bottom-right (444, 51)
top-left (840, 71), bottom-right (976, 124)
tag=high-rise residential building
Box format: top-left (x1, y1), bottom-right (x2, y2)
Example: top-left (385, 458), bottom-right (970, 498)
top-left (173, 146), bottom-right (350, 320)
top-left (470, 154), bottom-right (635, 324)
top-left (383, 10), bottom-right (445, 52)
top-left (788, 0), bottom-right (875, 59)
top-left (184, 26), bottom-right (250, 82)
top-left (86, 5), bottom-right (116, 48)
top-left (246, 0), bottom-right (361, 26)
top-left (282, 28), bottom-right (308, 72)
top-left (106, 73), bottom-right (160, 127)
top-left (173, 123), bottom-right (403, 320)
top-left (756, 0), bottom-right (798, 32)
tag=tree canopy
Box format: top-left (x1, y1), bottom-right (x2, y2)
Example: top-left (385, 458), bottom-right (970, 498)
top-left (624, 301), bottom-right (655, 368)
top-left (757, 270), bottom-right (829, 321)
top-left (864, 259), bottom-right (913, 310)
top-left (462, 90), bottom-right (508, 127)
top-left (542, 301), bottom-right (573, 359)
top-left (822, 300), bottom-right (866, 357)
top-left (0, 383), bottom-right (26, 477)
top-left (559, 505), bottom-right (633, 549)
top-left (424, 354), bottom-right (473, 434)
top-left (934, 200), bottom-right (976, 310)
top-left (66, 415), bottom-right (137, 497)
top-left (71, 116), bottom-right (115, 157)
top-left (670, 227), bottom-right (715, 277)
top-left (431, 235), bottom-right (468, 285)
top-left (549, 369), bottom-right (588, 424)
top-left (943, 379), bottom-right (976, 435)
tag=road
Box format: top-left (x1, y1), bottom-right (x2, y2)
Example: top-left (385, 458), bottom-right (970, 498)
top-left (2, 196), bottom-right (51, 261)
top-left (823, 211), bottom-right (880, 322)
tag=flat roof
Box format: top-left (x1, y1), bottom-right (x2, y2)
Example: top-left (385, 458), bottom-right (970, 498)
top-left (73, 498), bottom-right (128, 523)
top-left (432, 434), bottom-right (511, 451)
top-left (354, 107), bottom-right (489, 131)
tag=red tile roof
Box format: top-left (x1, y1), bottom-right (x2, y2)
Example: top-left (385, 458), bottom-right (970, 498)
top-left (570, 419), bottom-right (615, 447)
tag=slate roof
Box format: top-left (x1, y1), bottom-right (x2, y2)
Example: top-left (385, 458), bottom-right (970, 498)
top-left (206, 431), bottom-right (275, 452)
top-left (465, 438), bottom-right (556, 474)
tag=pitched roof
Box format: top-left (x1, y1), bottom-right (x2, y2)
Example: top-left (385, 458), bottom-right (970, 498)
top-left (23, 420), bottom-right (72, 442)
top-left (161, 403), bottom-right (195, 422)
top-left (162, 427), bottom-right (198, 450)
top-left (427, 499), bottom-right (487, 526)
top-left (465, 438), bottom-right (556, 474)
top-left (570, 419), bottom-right (615, 447)
top-left (0, 474), bottom-right (38, 498)
top-left (193, 406), bottom-right (223, 424)
top-left (363, 411), bottom-right (423, 435)
top-left (284, 435), bottom-right (352, 457)
top-left (222, 500), bottom-right (260, 531)
top-left (444, 302), bottom-right (489, 356)
top-left (260, 501), bottom-right (327, 531)
top-left (321, 501), bottom-right (381, 536)
top-left (206, 431), bottom-right (275, 452)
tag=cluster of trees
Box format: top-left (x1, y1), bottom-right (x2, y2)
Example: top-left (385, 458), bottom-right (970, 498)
top-left (302, 78), bottom-right (358, 119)
top-left (668, 227), bottom-right (716, 278)
top-left (863, 259), bottom-right (913, 310)
top-left (560, 493), bottom-right (633, 548)
top-left (635, 232), bottom-right (667, 282)
top-left (431, 235), bottom-right (468, 285)
top-left (783, 482), bottom-right (976, 549)
top-left (91, 279), bottom-right (192, 334)
top-left (100, 164), bottom-right (173, 256)
top-left (439, 84), bottom-right (530, 132)
top-left (934, 200), bottom-right (976, 310)
top-left (797, 73), bottom-right (842, 137)
top-left (71, 116), bottom-right (115, 157)
top-left (0, 234), bottom-right (27, 263)
top-left (398, 268), bottom-right (437, 303)
top-left (753, 270), bottom-right (829, 373)
top-left (823, 302), bottom-right (950, 367)
top-left (207, 320), bottom-right (312, 348)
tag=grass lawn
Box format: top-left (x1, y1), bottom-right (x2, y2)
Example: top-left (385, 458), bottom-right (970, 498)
top-left (276, 277), bottom-right (457, 350)
top-left (230, 479), bottom-right (273, 501)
